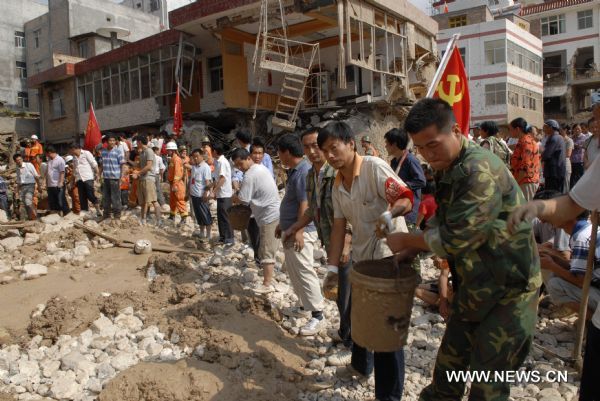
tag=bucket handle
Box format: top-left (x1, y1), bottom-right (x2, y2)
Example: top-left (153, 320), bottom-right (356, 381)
top-left (392, 255), bottom-right (416, 291)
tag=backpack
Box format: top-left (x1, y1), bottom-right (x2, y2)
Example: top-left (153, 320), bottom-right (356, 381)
top-left (484, 136), bottom-right (511, 165)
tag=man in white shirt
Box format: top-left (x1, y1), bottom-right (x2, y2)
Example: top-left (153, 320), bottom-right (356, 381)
top-left (69, 143), bottom-right (101, 217)
top-left (45, 146), bottom-right (70, 215)
top-left (509, 155), bottom-right (600, 401)
top-left (211, 142), bottom-right (234, 245)
top-left (14, 154), bottom-right (41, 220)
top-left (186, 149), bottom-right (213, 240)
top-left (152, 145), bottom-right (166, 206)
top-left (232, 148), bottom-right (281, 294)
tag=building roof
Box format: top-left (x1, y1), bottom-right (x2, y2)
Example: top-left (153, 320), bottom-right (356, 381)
top-left (169, 0), bottom-right (259, 28)
top-left (28, 63), bottom-right (76, 88)
top-left (520, 0), bottom-right (593, 16)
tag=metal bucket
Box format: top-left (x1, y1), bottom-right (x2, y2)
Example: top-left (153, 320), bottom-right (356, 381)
top-left (227, 205), bottom-right (252, 231)
top-left (350, 258), bottom-right (418, 352)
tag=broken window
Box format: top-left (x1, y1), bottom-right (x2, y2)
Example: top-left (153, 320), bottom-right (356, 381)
top-left (449, 15), bottom-right (467, 28)
top-left (345, 0), bottom-right (407, 78)
top-left (208, 56), bottom-right (223, 93)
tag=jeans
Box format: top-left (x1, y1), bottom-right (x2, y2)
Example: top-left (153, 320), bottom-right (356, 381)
top-left (352, 345), bottom-right (405, 401)
top-left (248, 217), bottom-right (261, 264)
top-left (571, 162), bottom-right (585, 188)
top-left (216, 197), bottom-right (234, 244)
top-left (76, 180), bottom-right (98, 211)
top-left (580, 322), bottom-right (600, 401)
top-left (102, 178), bottom-right (122, 218)
top-left (338, 260), bottom-right (352, 347)
top-left (155, 175), bottom-right (165, 206)
top-left (191, 196), bottom-right (212, 226)
top-left (47, 186), bottom-right (70, 214)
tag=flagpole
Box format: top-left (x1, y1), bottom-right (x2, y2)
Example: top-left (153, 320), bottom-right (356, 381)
top-left (426, 33), bottom-right (461, 98)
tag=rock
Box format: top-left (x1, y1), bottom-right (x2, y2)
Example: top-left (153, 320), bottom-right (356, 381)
top-left (61, 351), bottom-right (85, 371)
top-left (175, 283), bottom-right (197, 301)
top-left (159, 348), bottom-right (176, 361)
top-left (194, 345), bottom-right (205, 358)
top-left (146, 343), bottom-right (163, 357)
top-left (242, 269), bottom-right (258, 284)
top-left (50, 370), bottom-right (80, 399)
top-left (412, 314), bottom-right (433, 327)
top-left (0, 209), bottom-right (7, 223)
top-left (91, 315), bottom-right (117, 338)
top-left (0, 276), bottom-right (13, 285)
top-left (73, 245), bottom-right (91, 257)
top-left (133, 239), bottom-right (152, 255)
top-left (23, 233), bottom-right (40, 246)
top-left (84, 262), bottom-right (96, 269)
top-left (18, 359), bottom-right (40, 382)
top-left (20, 264), bottom-right (48, 280)
top-left (41, 214), bottom-right (61, 225)
top-left (210, 256), bottom-right (223, 266)
top-left (96, 362), bottom-right (116, 381)
top-left (0, 261), bottom-right (10, 274)
top-left (184, 240), bottom-right (197, 249)
top-left (42, 360), bottom-right (60, 378)
top-left (86, 377), bottom-right (102, 393)
top-left (0, 237), bottom-right (24, 251)
top-left (136, 326), bottom-right (159, 340)
top-left (110, 352), bottom-right (137, 371)
top-left (114, 314), bottom-right (143, 332)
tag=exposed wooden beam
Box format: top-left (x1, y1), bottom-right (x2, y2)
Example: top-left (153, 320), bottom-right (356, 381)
top-left (305, 10), bottom-right (338, 27)
top-left (221, 28), bottom-right (255, 44)
top-left (283, 19), bottom-right (334, 37)
top-left (290, 33), bottom-right (359, 53)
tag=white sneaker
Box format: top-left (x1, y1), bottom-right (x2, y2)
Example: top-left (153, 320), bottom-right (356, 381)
top-left (327, 349), bottom-right (352, 367)
top-left (253, 283), bottom-right (275, 294)
top-left (300, 317), bottom-right (325, 336)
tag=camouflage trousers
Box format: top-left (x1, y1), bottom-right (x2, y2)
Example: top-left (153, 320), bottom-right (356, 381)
top-left (419, 289), bottom-right (538, 401)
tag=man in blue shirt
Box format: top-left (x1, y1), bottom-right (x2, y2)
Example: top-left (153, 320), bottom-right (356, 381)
top-left (542, 120), bottom-right (566, 193)
top-left (99, 135), bottom-right (125, 220)
top-left (276, 134), bottom-right (325, 336)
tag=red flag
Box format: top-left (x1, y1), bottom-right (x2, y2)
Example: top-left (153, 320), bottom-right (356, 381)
top-left (433, 46), bottom-right (470, 136)
top-left (173, 82), bottom-right (183, 137)
top-left (84, 103), bottom-right (102, 151)
top-left (443, 1), bottom-right (449, 13)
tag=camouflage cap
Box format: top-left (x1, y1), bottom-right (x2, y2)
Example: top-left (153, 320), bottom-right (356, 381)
top-left (361, 135), bottom-right (371, 143)
top-left (200, 135), bottom-right (211, 144)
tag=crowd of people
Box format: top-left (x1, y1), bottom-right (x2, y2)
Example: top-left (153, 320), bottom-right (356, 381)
top-left (2, 97), bottom-right (600, 401)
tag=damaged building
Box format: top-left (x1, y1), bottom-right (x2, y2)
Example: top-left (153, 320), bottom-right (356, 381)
top-left (521, 0), bottom-right (600, 122)
top-left (27, 0), bottom-right (438, 147)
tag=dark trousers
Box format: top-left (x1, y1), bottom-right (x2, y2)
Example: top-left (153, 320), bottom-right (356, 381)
top-left (571, 162), bottom-right (585, 189)
top-left (102, 179), bottom-right (122, 218)
top-left (338, 260), bottom-right (352, 347)
top-left (0, 193), bottom-right (8, 217)
top-left (47, 186), bottom-right (70, 214)
top-left (352, 345), bottom-right (405, 401)
top-left (121, 190), bottom-right (129, 207)
top-left (77, 180), bottom-right (98, 211)
top-left (155, 175), bottom-right (166, 206)
top-left (191, 196), bottom-right (212, 226)
top-left (248, 217), bottom-right (260, 263)
top-left (216, 197), bottom-right (234, 244)
top-left (544, 176), bottom-right (564, 193)
top-left (580, 322), bottom-right (600, 401)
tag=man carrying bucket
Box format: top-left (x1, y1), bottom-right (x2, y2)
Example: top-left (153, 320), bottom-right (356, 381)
top-left (319, 121), bottom-right (413, 401)
top-left (387, 98), bottom-right (541, 401)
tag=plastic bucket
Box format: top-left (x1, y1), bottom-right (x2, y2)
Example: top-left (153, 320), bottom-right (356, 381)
top-left (350, 258), bottom-right (418, 352)
top-left (227, 205), bottom-right (252, 231)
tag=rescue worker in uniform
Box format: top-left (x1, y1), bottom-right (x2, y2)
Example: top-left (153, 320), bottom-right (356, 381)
top-left (166, 141), bottom-right (188, 223)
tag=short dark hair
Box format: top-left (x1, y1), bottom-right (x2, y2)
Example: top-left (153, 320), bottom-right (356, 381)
top-left (231, 148), bottom-right (251, 162)
top-left (12, 154), bottom-right (22, 161)
top-left (252, 137), bottom-right (266, 148)
top-left (577, 210), bottom-right (591, 221)
top-left (137, 135), bottom-right (149, 145)
top-left (212, 141), bottom-right (226, 156)
top-left (235, 129), bottom-right (252, 145)
top-left (480, 121), bottom-right (499, 137)
top-left (300, 128), bottom-right (319, 141)
top-left (46, 145), bottom-right (57, 154)
top-left (69, 142), bottom-right (81, 149)
top-left (277, 134), bottom-right (304, 158)
top-left (317, 121), bottom-right (354, 149)
top-left (191, 148), bottom-right (202, 156)
top-left (404, 98), bottom-right (455, 135)
top-left (509, 118), bottom-right (528, 133)
top-left (384, 128), bottom-right (409, 150)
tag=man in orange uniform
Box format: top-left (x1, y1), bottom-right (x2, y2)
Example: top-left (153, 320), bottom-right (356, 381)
top-left (25, 135), bottom-right (44, 173)
top-left (166, 142), bottom-right (188, 223)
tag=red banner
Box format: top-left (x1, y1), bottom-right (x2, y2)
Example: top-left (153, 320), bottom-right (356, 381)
top-left (84, 103), bottom-right (102, 151)
top-left (173, 82), bottom-right (183, 137)
top-left (433, 46), bottom-right (470, 136)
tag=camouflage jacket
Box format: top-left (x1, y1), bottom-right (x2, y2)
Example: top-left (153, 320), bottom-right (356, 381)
top-left (304, 162), bottom-right (337, 250)
top-left (424, 137), bottom-right (541, 321)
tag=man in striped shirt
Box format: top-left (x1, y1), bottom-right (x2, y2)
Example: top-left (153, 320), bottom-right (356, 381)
top-left (99, 135), bottom-right (125, 221)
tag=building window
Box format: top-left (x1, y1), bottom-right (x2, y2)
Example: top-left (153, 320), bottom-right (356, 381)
top-left (508, 83), bottom-right (542, 111)
top-left (541, 15), bottom-right (565, 36)
top-left (50, 89), bottom-right (66, 118)
top-left (16, 61), bottom-right (27, 79)
top-left (578, 10), bottom-right (593, 30)
top-left (150, 0), bottom-right (160, 11)
top-left (34, 30), bottom-right (41, 48)
top-left (17, 92), bottom-right (29, 109)
top-left (449, 15), bottom-right (467, 28)
top-left (507, 41), bottom-right (542, 75)
top-left (488, 0), bottom-right (500, 6)
top-left (484, 40), bottom-right (505, 65)
top-left (14, 31), bottom-right (25, 48)
top-left (485, 83), bottom-right (506, 106)
top-left (79, 41), bottom-right (89, 58)
top-left (34, 61), bottom-right (42, 74)
top-left (208, 56), bottom-right (223, 93)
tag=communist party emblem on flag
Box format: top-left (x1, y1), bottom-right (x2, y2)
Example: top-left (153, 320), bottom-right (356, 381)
top-left (173, 82), bottom-right (183, 137)
top-left (433, 46), bottom-right (470, 136)
top-left (84, 103), bottom-right (102, 152)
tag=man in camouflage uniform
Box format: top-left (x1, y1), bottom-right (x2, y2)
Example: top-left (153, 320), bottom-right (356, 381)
top-left (361, 135), bottom-right (380, 157)
top-left (386, 98), bottom-right (541, 401)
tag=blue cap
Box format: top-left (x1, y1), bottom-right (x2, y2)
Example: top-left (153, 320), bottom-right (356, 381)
top-left (544, 119), bottom-right (560, 131)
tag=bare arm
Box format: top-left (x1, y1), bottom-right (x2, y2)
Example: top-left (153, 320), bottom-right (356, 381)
top-left (508, 195), bottom-right (585, 232)
top-left (327, 218), bottom-right (348, 268)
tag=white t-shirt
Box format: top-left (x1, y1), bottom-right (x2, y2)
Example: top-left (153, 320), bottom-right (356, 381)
top-left (17, 162), bottom-right (38, 185)
top-left (569, 155), bottom-right (600, 328)
top-left (237, 163), bottom-right (280, 226)
top-left (117, 142), bottom-right (128, 159)
top-left (585, 136), bottom-right (600, 167)
top-left (215, 155), bottom-right (233, 198)
top-left (153, 154), bottom-right (165, 175)
top-left (190, 162), bottom-right (212, 198)
top-left (46, 155), bottom-right (65, 187)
